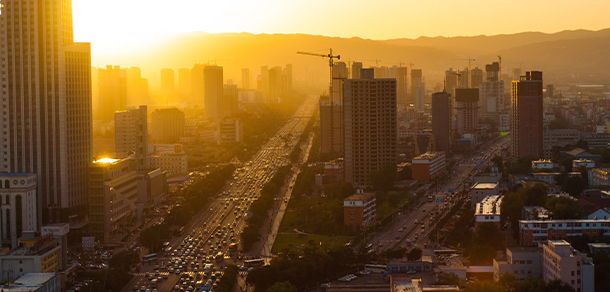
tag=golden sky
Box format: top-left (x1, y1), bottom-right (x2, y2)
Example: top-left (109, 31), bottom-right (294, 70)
top-left (73, 0), bottom-right (610, 52)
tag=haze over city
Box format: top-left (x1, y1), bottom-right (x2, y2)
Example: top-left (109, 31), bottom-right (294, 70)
top-left (1, 1), bottom-right (610, 292)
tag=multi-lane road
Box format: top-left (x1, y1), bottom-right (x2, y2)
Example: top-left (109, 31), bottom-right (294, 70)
top-left (121, 96), bottom-right (318, 292)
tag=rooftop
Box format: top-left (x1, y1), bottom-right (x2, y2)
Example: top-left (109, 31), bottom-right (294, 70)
top-left (94, 157), bottom-right (119, 164)
top-left (471, 182), bottom-right (498, 190)
top-left (344, 192), bottom-right (375, 202)
top-left (475, 195), bottom-right (502, 216)
top-left (413, 152), bottom-right (445, 161)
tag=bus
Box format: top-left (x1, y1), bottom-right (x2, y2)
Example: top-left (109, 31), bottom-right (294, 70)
top-left (215, 252), bottom-right (224, 262)
top-left (143, 253), bottom-right (157, 262)
top-left (364, 264), bottom-right (388, 274)
top-left (243, 258), bottom-right (265, 268)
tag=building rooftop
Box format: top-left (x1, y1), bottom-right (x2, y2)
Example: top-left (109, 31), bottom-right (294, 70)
top-left (475, 195), bottom-right (502, 216)
top-left (94, 157), bottom-right (119, 164)
top-left (344, 192), bottom-right (375, 202)
top-left (1, 273), bottom-right (57, 291)
top-left (471, 182), bottom-right (498, 190)
top-left (413, 152), bottom-right (445, 161)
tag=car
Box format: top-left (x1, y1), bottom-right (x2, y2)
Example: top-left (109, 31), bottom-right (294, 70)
top-left (398, 228), bottom-right (403, 232)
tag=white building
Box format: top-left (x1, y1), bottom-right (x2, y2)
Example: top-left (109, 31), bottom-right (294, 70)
top-left (115, 106), bottom-right (148, 167)
top-left (216, 118), bottom-right (244, 144)
top-left (475, 195), bottom-right (503, 228)
top-left (0, 173), bottom-right (38, 249)
top-left (89, 158), bottom-right (138, 242)
top-left (148, 144), bottom-right (188, 177)
top-left (470, 182), bottom-right (500, 209)
top-left (543, 240), bottom-right (594, 292)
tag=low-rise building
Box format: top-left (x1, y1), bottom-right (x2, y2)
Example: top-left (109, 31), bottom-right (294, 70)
top-left (474, 195), bottom-right (503, 228)
top-left (522, 206), bottom-right (550, 220)
top-left (588, 243), bottom-right (610, 254)
top-left (470, 182), bottom-right (499, 209)
top-left (543, 129), bottom-right (581, 159)
top-left (0, 231), bottom-right (64, 283)
top-left (532, 159), bottom-right (555, 171)
top-left (148, 144), bottom-right (188, 177)
top-left (0, 173), bottom-right (38, 249)
top-left (543, 240), bottom-right (594, 292)
top-left (216, 118), bottom-right (243, 144)
top-left (412, 152), bottom-right (446, 182)
top-left (493, 247), bottom-right (543, 282)
top-left (343, 190), bottom-right (376, 228)
top-left (136, 168), bottom-right (168, 222)
top-left (0, 273), bottom-right (62, 292)
top-left (573, 159), bottom-right (595, 171)
top-left (519, 219), bottom-right (610, 246)
top-left (589, 168), bottom-right (610, 187)
top-left (315, 162), bottom-right (343, 188)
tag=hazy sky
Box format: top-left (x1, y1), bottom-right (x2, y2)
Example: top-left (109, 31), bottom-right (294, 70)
top-left (73, 0), bottom-right (610, 52)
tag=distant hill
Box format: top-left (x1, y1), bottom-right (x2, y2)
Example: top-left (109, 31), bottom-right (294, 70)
top-left (92, 29), bottom-right (610, 89)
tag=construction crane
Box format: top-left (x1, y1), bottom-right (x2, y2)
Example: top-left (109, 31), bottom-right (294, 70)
top-left (297, 49), bottom-right (341, 156)
top-left (450, 71), bottom-right (464, 88)
top-left (450, 57), bottom-right (475, 87)
top-left (362, 59), bottom-right (382, 67)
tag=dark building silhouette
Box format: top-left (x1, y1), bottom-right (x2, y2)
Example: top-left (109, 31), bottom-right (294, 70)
top-left (511, 71), bottom-right (544, 159)
top-left (432, 91), bottom-right (452, 153)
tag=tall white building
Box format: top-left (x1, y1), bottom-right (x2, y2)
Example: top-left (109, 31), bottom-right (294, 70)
top-left (480, 62), bottom-right (504, 113)
top-left (0, 0), bottom-right (92, 228)
top-left (0, 173), bottom-right (38, 249)
top-left (543, 240), bottom-right (594, 292)
top-left (115, 106), bottom-right (148, 167)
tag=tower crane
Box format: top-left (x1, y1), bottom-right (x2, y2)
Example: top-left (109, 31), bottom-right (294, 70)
top-left (450, 57), bottom-right (475, 87)
top-left (297, 49), bottom-right (341, 156)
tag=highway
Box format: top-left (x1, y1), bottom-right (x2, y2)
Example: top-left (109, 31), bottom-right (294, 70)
top-left (122, 95), bottom-right (318, 292)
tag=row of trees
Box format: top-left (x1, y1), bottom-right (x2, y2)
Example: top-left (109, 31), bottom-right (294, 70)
top-left (75, 250), bottom-right (140, 292)
top-left (241, 165), bottom-right (292, 251)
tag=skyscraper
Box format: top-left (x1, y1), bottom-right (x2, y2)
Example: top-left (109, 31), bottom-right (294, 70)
top-left (455, 88), bottom-right (480, 135)
top-left (432, 91), bottom-right (452, 153)
top-left (115, 106), bottom-right (148, 168)
top-left (351, 62), bottom-right (363, 79)
top-left (191, 64), bottom-right (205, 106)
top-left (411, 69), bottom-right (423, 105)
top-left (459, 67), bottom-right (469, 88)
top-left (126, 67), bottom-right (149, 106)
top-left (396, 67), bottom-right (409, 106)
top-left (98, 65), bottom-right (127, 121)
top-left (445, 68), bottom-right (459, 96)
top-left (242, 68), bottom-right (250, 90)
top-left (343, 76), bottom-right (397, 188)
top-left (320, 62), bottom-right (347, 156)
top-left (204, 66), bottom-right (224, 120)
top-left (480, 62), bottom-right (504, 113)
top-left (151, 108), bottom-right (185, 144)
top-left (268, 66), bottom-right (284, 103)
top-left (223, 84), bottom-right (239, 118)
top-left (511, 71), bottom-right (544, 159)
top-left (471, 67), bottom-right (484, 88)
top-left (0, 0), bottom-right (92, 226)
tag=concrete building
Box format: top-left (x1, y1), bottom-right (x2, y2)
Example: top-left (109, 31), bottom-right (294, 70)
top-left (589, 168), bottom-right (610, 187)
top-left (204, 65), bottom-right (224, 120)
top-left (343, 77), bottom-right (397, 187)
top-left (532, 160), bottom-right (555, 170)
top-left (455, 88), bottom-right (480, 135)
top-left (222, 84), bottom-right (239, 118)
top-left (216, 118), bottom-right (244, 144)
top-left (432, 91), bottom-right (452, 153)
top-left (0, 227), bottom-right (67, 283)
top-left (474, 195), bottom-right (503, 228)
top-left (351, 62), bottom-right (363, 80)
top-left (320, 97), bottom-right (344, 156)
top-left (480, 62), bottom-right (504, 113)
top-left (470, 67), bottom-right (484, 89)
top-left (0, 0), bottom-right (93, 229)
top-left (343, 191), bottom-right (376, 228)
top-left (0, 273), bottom-right (61, 292)
top-left (0, 173), bottom-right (38, 249)
top-left (396, 67), bottom-right (409, 106)
top-left (445, 68), bottom-right (459, 98)
top-left (411, 69), bottom-right (423, 105)
top-left (543, 129), bottom-right (581, 159)
top-left (512, 71), bottom-right (544, 159)
top-left (149, 145), bottom-right (188, 177)
top-left (412, 152), bottom-right (446, 182)
top-left (581, 133), bottom-right (610, 149)
top-left (151, 108), bottom-right (185, 144)
top-left (522, 206), bottom-right (551, 220)
top-left (89, 158), bottom-right (138, 242)
top-left (519, 219), bottom-right (610, 246)
top-left (191, 64), bottom-right (205, 105)
top-left (493, 247), bottom-right (543, 282)
top-left (470, 182), bottom-right (500, 209)
top-left (98, 65), bottom-right (127, 121)
top-left (573, 159), bottom-right (595, 171)
top-left (136, 169), bottom-right (167, 221)
top-left (414, 131), bottom-right (436, 156)
top-left (115, 106), bottom-right (148, 167)
top-left (543, 240), bottom-right (594, 292)
top-left (125, 67), bottom-right (149, 106)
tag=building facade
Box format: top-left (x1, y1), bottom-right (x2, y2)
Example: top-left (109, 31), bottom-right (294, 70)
top-left (343, 77), bottom-right (397, 187)
top-left (411, 152), bottom-right (446, 182)
top-left (543, 240), bottom-right (594, 292)
top-left (432, 91), bottom-right (452, 153)
top-left (493, 247), bottom-right (543, 282)
top-left (115, 106), bottom-right (148, 167)
top-left (511, 71), bottom-right (544, 159)
top-left (216, 118), bottom-right (244, 144)
top-left (475, 195), bottom-right (503, 228)
top-left (343, 191), bottom-right (376, 227)
top-left (204, 65), bottom-right (224, 120)
top-left (0, 173), bottom-right (38, 249)
top-left (455, 88), bottom-right (480, 135)
top-left (519, 219), bottom-right (610, 246)
top-left (470, 182), bottom-right (500, 209)
top-left (151, 108), bottom-right (185, 144)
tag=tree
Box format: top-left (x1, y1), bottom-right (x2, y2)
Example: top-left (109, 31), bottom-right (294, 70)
top-left (465, 281), bottom-right (505, 292)
top-left (371, 164), bottom-right (397, 191)
top-left (491, 156), bottom-right (505, 173)
top-left (545, 196), bottom-right (584, 219)
top-left (139, 223), bottom-right (172, 252)
top-left (544, 279), bottom-right (575, 292)
top-left (561, 176), bottom-right (588, 197)
top-left (593, 251), bottom-right (610, 292)
top-left (436, 272), bottom-right (460, 285)
top-left (109, 250), bottom-right (140, 272)
top-left (406, 247), bottom-right (423, 261)
top-left (267, 281), bottom-right (298, 292)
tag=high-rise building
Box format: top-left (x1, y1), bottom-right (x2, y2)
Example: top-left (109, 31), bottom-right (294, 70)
top-left (320, 96), bottom-right (344, 155)
top-left (459, 67), bottom-right (469, 88)
top-left (414, 83), bottom-right (426, 111)
top-left (343, 76), bottom-right (397, 187)
top-left (89, 157), bottom-right (138, 242)
top-left (511, 71), bottom-right (544, 159)
top-left (411, 69), bottom-right (423, 106)
top-left (160, 68), bottom-right (175, 101)
top-left (151, 108), bottom-right (185, 144)
top-left (480, 62), bottom-right (504, 113)
top-left (191, 64), bottom-right (205, 106)
top-left (445, 68), bottom-right (459, 96)
top-left (351, 62), bottom-right (363, 79)
top-left (432, 91), bottom-right (452, 153)
top-left (222, 84), bottom-right (239, 118)
top-left (396, 67), bottom-right (409, 106)
top-left (178, 68), bottom-right (191, 101)
top-left (98, 65), bottom-right (127, 121)
top-left (268, 66), bottom-right (284, 103)
top-left (0, 0), bottom-right (92, 227)
top-left (115, 106), bottom-right (148, 167)
top-left (242, 68), bottom-right (250, 90)
top-left (204, 66), bottom-right (224, 120)
top-left (455, 88), bottom-right (480, 135)
top-left (260, 66), bottom-right (269, 101)
top-left (546, 84), bottom-right (554, 98)
top-left (126, 67), bottom-right (149, 106)
top-left (471, 67), bottom-right (484, 88)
